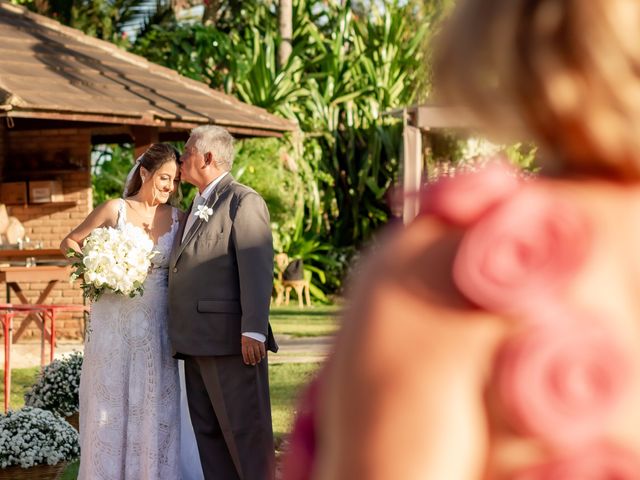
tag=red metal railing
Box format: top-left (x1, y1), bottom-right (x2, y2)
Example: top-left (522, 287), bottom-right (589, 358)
top-left (1, 304), bottom-right (88, 412)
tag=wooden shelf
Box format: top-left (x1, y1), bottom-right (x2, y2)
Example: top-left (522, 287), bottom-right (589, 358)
top-left (0, 249), bottom-right (64, 260)
top-left (6, 169), bottom-right (86, 177)
top-left (31, 201), bottom-right (77, 207)
top-left (4, 201), bottom-right (77, 208)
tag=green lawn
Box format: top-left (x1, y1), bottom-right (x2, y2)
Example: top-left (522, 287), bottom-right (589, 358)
top-left (3, 366), bottom-right (39, 407)
top-left (3, 362), bottom-right (321, 479)
top-left (270, 362), bottom-right (320, 439)
top-left (62, 461), bottom-right (79, 479)
top-left (270, 304), bottom-right (341, 337)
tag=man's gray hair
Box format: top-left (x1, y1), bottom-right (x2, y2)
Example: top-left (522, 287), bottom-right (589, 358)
top-left (190, 125), bottom-right (235, 171)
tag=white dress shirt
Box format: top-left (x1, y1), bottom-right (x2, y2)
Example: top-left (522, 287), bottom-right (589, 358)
top-left (185, 173), bottom-right (266, 344)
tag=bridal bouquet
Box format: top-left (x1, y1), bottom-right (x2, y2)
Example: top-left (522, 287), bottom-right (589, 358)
top-left (67, 224), bottom-right (156, 301)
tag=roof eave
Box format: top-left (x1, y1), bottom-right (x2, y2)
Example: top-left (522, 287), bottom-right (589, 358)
top-left (0, 107), bottom-right (297, 136)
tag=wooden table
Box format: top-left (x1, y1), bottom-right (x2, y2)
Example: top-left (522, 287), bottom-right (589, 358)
top-left (0, 248), bottom-right (63, 261)
top-left (0, 256), bottom-right (86, 412)
top-left (0, 265), bottom-right (71, 342)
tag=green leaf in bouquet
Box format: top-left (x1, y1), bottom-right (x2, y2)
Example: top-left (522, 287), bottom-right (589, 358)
top-left (66, 248), bottom-right (82, 259)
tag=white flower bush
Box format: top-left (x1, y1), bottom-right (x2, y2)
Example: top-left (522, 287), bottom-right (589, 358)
top-left (0, 407), bottom-right (79, 469)
top-left (24, 352), bottom-right (83, 418)
top-left (460, 137), bottom-right (503, 161)
top-left (427, 137), bottom-right (537, 183)
top-left (67, 224), bottom-right (156, 301)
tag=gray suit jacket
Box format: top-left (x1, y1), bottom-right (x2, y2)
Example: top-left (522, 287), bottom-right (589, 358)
top-left (168, 174), bottom-right (278, 357)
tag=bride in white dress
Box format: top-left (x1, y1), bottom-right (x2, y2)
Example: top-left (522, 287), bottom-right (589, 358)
top-left (61, 143), bottom-right (203, 480)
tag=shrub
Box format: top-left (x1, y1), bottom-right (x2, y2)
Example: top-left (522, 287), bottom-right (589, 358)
top-left (24, 352), bottom-right (83, 417)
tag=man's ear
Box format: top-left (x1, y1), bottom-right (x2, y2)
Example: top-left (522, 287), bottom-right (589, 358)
top-left (203, 152), bottom-right (213, 166)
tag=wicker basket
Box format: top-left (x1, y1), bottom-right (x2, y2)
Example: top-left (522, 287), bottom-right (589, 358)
top-left (0, 462), bottom-right (67, 480)
top-left (65, 412), bottom-right (79, 431)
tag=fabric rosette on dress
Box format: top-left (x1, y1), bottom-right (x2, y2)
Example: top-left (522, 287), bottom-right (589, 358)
top-left (492, 315), bottom-right (630, 449)
top-left (425, 162), bottom-right (638, 473)
top-left (451, 184), bottom-right (591, 316)
top-left (510, 444), bottom-right (640, 480)
top-left (67, 224), bottom-right (157, 301)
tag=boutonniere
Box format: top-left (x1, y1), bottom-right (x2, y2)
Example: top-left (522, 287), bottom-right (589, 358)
top-left (195, 204), bottom-right (214, 222)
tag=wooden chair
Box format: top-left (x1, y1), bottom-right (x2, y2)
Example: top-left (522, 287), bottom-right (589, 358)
top-left (274, 253), bottom-right (311, 307)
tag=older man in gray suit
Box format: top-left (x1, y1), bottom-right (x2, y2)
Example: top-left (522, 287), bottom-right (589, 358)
top-left (169, 125), bottom-right (278, 480)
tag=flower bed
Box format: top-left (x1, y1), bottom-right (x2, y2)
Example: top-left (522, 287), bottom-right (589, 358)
top-left (0, 407), bottom-right (79, 470)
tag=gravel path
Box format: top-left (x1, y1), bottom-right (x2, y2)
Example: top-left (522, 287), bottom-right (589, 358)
top-left (8, 335), bottom-right (334, 368)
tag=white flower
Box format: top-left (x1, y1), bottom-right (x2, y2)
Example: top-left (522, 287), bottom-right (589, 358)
top-left (461, 137), bottom-right (502, 162)
top-left (195, 204), bottom-right (214, 222)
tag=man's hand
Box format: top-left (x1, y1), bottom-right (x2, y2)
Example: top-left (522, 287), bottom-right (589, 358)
top-left (241, 335), bottom-right (266, 366)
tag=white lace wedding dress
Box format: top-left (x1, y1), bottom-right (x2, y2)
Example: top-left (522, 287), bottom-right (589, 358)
top-left (78, 200), bottom-right (203, 480)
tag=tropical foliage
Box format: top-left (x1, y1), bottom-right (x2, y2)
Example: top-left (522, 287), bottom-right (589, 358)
top-left (131, 0), bottom-right (438, 298)
top-left (15, 0), bottom-right (453, 300)
top-left (10, 0), bottom-right (173, 45)
top-left (91, 144), bottom-right (134, 205)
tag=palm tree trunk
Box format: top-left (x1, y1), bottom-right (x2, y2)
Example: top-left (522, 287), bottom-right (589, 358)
top-left (278, 0), bottom-right (293, 68)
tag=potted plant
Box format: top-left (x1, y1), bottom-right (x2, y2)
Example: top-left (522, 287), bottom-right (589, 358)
top-left (24, 351), bottom-right (83, 430)
top-left (0, 407), bottom-right (79, 479)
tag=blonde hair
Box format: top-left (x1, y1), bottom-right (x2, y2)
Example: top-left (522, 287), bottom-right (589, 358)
top-left (434, 0), bottom-right (640, 180)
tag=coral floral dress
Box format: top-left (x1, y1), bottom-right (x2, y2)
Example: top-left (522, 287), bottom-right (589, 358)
top-left (282, 162), bottom-right (640, 479)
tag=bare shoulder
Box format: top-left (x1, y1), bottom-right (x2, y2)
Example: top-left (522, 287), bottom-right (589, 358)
top-left (318, 216), bottom-right (508, 480)
top-left (93, 198), bottom-right (122, 225)
top-left (102, 198), bottom-right (122, 211)
top-left (339, 215), bottom-right (507, 363)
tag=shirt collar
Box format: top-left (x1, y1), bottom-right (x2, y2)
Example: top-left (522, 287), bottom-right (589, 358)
top-left (198, 171), bottom-right (229, 202)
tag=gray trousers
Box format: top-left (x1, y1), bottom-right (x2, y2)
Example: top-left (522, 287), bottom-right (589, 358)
top-left (184, 355), bottom-right (275, 480)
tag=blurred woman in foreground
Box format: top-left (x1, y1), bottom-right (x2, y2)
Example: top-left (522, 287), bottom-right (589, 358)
top-left (284, 0), bottom-right (640, 478)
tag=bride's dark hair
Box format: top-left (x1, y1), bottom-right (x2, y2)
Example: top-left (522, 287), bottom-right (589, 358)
top-left (123, 143), bottom-right (181, 204)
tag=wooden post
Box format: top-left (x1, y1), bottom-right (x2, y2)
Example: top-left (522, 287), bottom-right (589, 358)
top-left (0, 119), bottom-right (7, 182)
top-left (131, 127), bottom-right (159, 159)
top-left (402, 124), bottom-right (423, 224)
